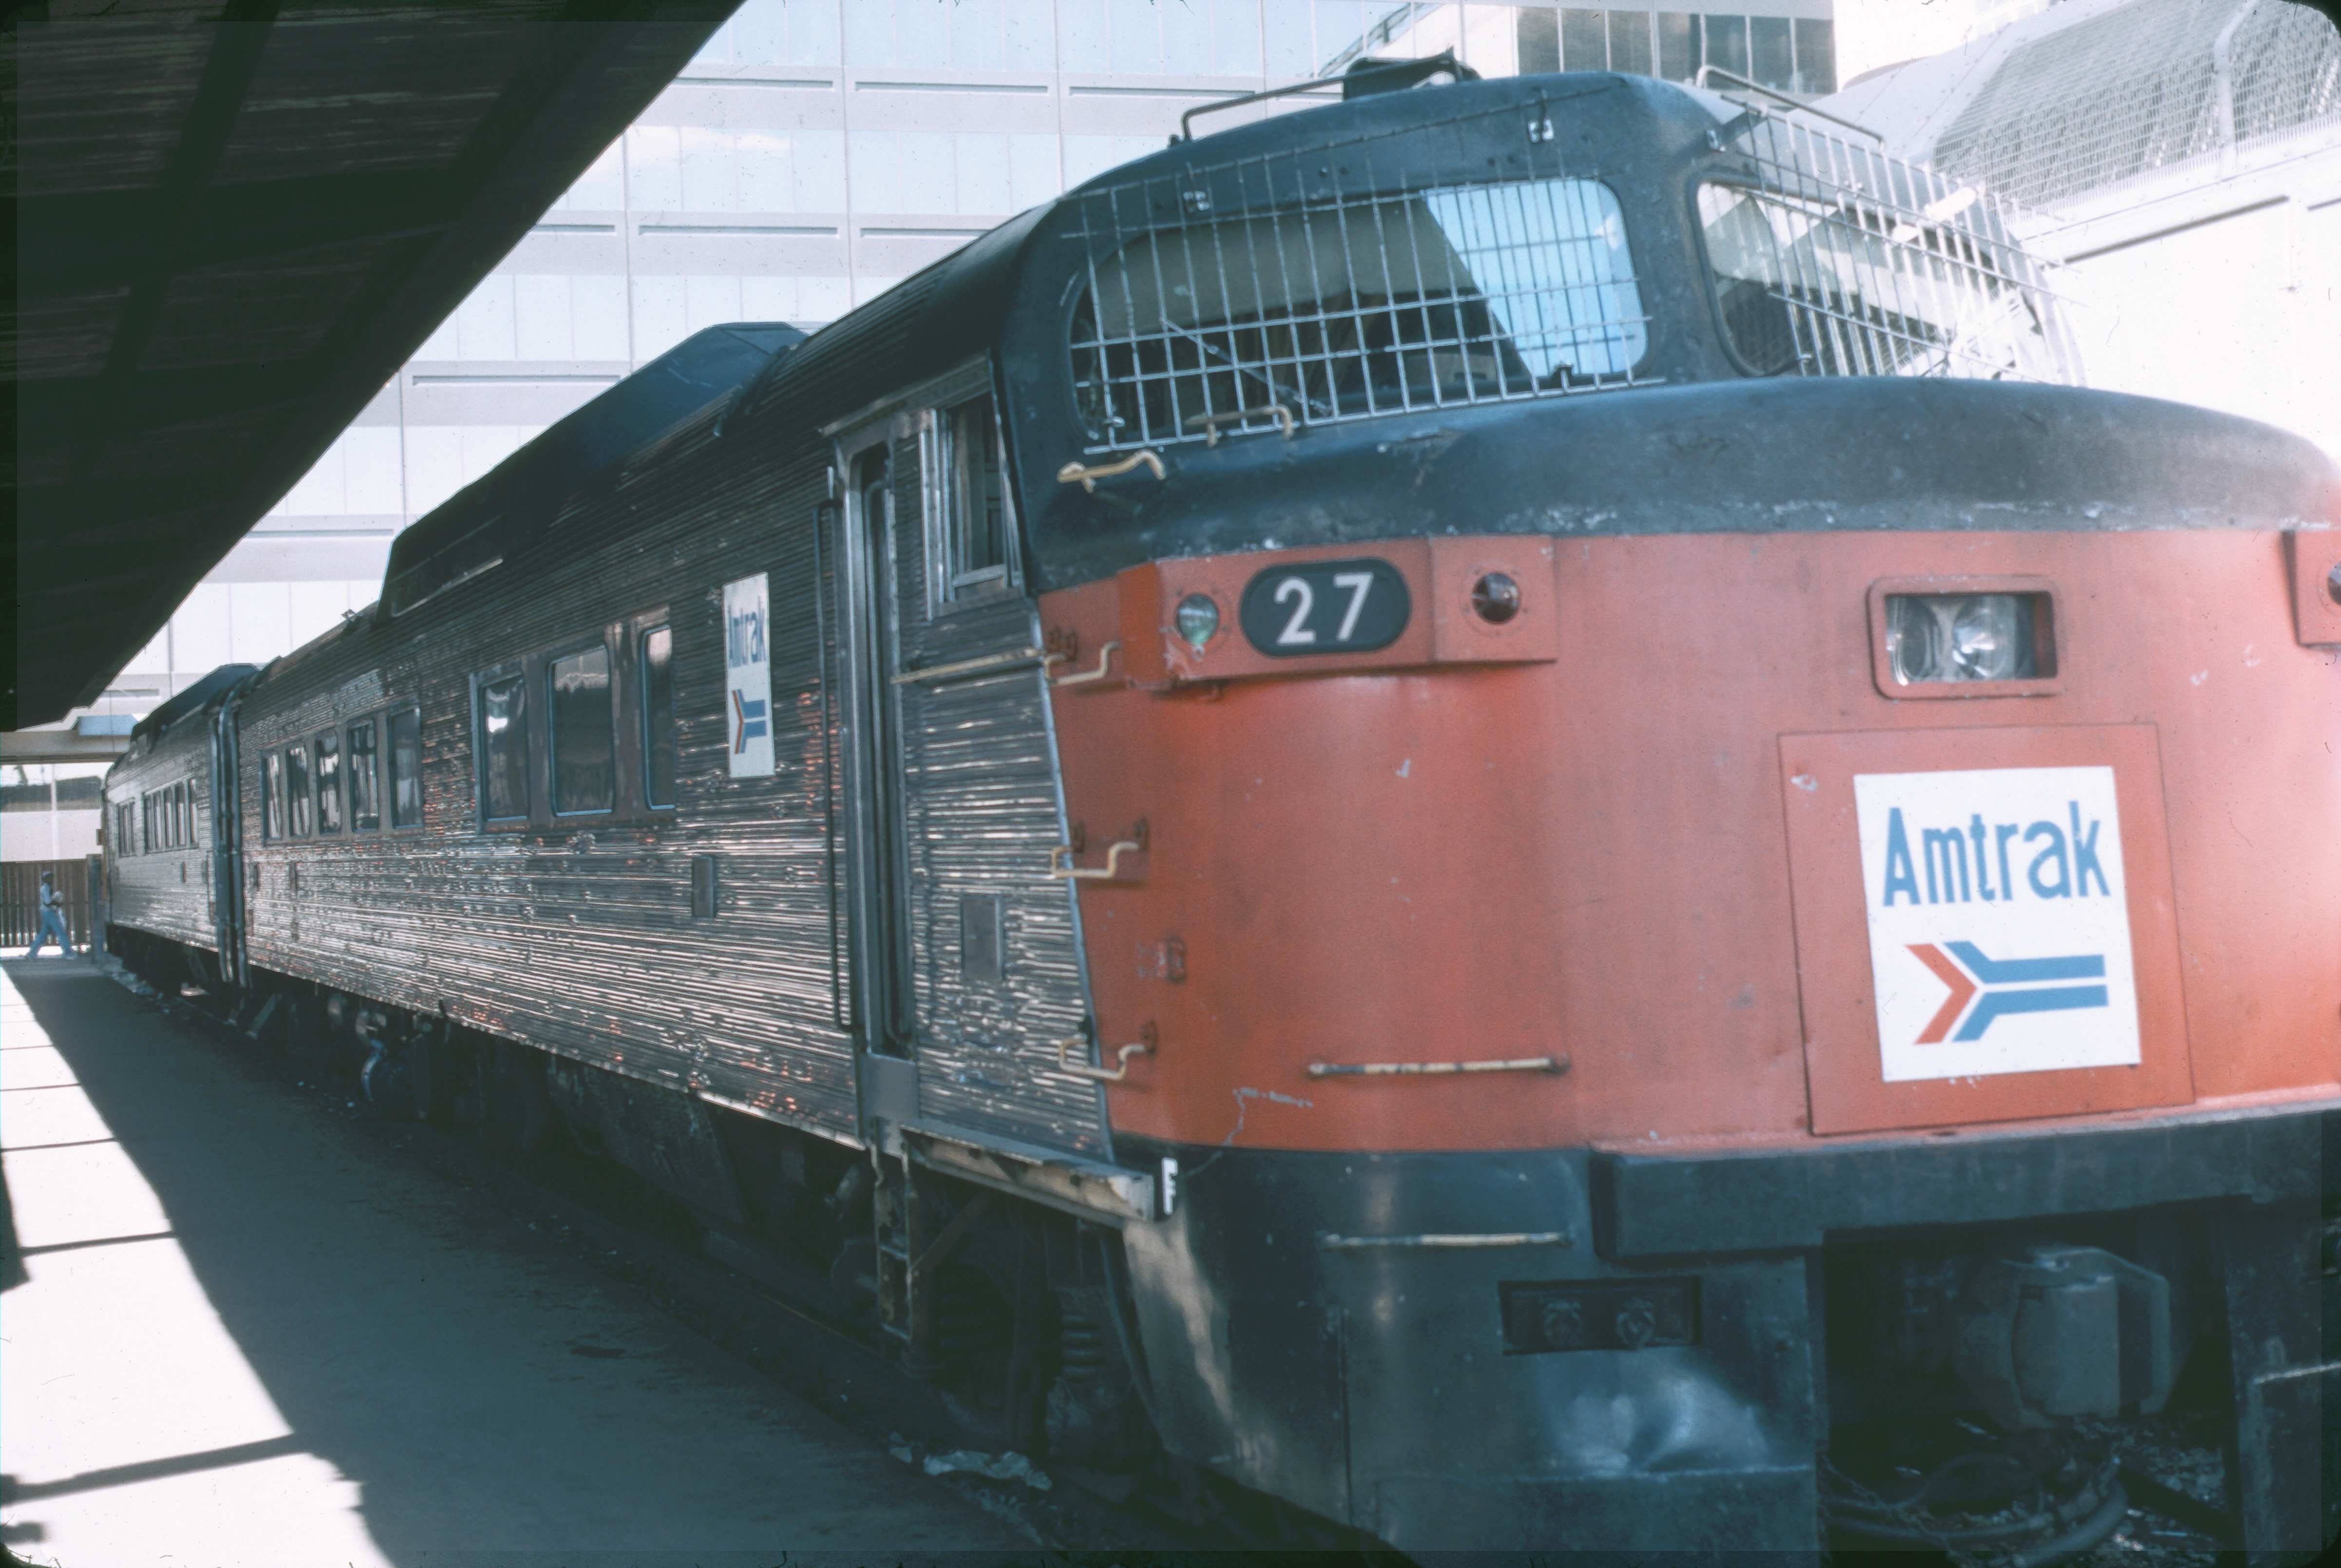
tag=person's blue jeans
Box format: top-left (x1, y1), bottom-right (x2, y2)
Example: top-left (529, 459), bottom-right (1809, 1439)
top-left (25, 908), bottom-right (72, 957)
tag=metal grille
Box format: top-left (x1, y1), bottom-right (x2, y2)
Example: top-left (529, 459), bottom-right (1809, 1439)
top-left (1065, 102), bottom-right (1656, 453)
top-left (1931, 0), bottom-right (2341, 210)
top-left (1701, 112), bottom-right (2081, 384)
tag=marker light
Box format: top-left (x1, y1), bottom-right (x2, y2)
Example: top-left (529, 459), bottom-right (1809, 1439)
top-left (1471, 572), bottom-right (1522, 624)
top-left (1885, 593), bottom-right (2047, 684)
top-left (1175, 593), bottom-right (1221, 652)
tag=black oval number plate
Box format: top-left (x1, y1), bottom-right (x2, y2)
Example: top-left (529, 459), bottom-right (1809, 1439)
top-left (1239, 558), bottom-right (1411, 657)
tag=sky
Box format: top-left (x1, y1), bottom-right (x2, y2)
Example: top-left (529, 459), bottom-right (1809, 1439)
top-left (1833, 0), bottom-right (2055, 82)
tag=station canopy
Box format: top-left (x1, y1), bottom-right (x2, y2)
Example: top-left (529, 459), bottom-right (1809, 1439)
top-left (6, 0), bottom-right (739, 729)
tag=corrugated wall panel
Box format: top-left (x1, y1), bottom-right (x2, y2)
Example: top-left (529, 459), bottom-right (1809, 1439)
top-left (103, 717), bottom-right (219, 952)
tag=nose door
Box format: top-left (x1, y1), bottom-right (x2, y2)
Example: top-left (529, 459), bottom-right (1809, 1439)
top-left (832, 380), bottom-right (1109, 1159)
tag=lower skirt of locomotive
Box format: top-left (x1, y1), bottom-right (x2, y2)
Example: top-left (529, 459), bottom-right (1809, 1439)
top-left (1117, 1107), bottom-right (2338, 1557)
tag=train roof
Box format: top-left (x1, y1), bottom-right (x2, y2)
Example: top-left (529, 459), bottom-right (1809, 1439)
top-left (378, 322), bottom-right (804, 619)
top-left (131, 663), bottom-right (261, 744)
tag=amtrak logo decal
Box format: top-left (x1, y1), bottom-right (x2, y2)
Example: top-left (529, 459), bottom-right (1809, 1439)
top-left (1853, 766), bottom-right (2141, 1083)
top-left (1904, 941), bottom-right (2109, 1043)
top-left (723, 572), bottom-right (775, 779)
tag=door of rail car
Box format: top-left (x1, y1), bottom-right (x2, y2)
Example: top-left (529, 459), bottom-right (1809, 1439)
top-left (830, 362), bottom-right (1111, 1159)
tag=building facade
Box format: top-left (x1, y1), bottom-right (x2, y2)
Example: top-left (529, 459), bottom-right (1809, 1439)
top-left (1823, 0), bottom-right (2341, 464)
top-left (66, 0), bottom-right (1835, 782)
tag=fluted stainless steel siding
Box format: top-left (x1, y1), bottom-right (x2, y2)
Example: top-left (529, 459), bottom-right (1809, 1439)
top-left (231, 311), bottom-right (1108, 1158)
top-left (103, 716), bottom-right (220, 952)
top-left (879, 429), bottom-right (1109, 1157)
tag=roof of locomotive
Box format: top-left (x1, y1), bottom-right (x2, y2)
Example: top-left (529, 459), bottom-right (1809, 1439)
top-left (378, 322), bottom-right (804, 620)
top-left (130, 663), bottom-right (260, 744)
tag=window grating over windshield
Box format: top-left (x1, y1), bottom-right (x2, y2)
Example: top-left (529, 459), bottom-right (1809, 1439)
top-left (1699, 114), bottom-right (2079, 385)
top-left (1067, 110), bottom-right (1653, 452)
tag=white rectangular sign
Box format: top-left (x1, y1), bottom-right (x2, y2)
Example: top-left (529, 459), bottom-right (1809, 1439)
top-left (723, 572), bottom-right (775, 779)
top-left (1852, 766), bottom-right (2140, 1083)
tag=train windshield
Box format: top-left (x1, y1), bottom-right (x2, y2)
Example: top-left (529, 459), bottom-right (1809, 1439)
top-left (1695, 117), bottom-right (2077, 384)
top-left (1070, 175), bottom-right (1650, 451)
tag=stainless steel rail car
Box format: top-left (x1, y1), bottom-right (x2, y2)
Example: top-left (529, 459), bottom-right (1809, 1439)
top-left (107, 67), bottom-right (2341, 1559)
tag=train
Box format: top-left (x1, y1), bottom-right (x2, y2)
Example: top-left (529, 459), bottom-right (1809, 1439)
top-left (103, 62), bottom-right (2341, 1558)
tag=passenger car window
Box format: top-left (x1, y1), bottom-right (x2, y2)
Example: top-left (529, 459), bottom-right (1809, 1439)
top-left (476, 673), bottom-right (530, 823)
top-left (347, 720), bottom-right (380, 831)
top-left (641, 626), bottom-right (676, 809)
top-left (264, 752), bottom-right (285, 841)
top-left (389, 709), bottom-right (422, 827)
top-left (549, 645), bottom-right (615, 815)
top-left (315, 732), bottom-right (343, 834)
top-left (942, 393), bottom-right (1009, 597)
top-left (286, 746), bottom-right (312, 836)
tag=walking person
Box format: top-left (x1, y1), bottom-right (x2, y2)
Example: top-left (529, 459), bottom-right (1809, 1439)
top-left (25, 871), bottom-right (73, 957)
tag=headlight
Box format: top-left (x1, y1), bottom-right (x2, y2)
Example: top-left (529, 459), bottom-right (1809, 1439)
top-left (1886, 593), bottom-right (2043, 685)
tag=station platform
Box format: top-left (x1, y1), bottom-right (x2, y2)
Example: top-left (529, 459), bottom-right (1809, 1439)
top-left (0, 957), bottom-right (1030, 1566)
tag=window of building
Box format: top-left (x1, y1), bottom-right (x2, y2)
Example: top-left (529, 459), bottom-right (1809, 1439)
top-left (1657, 11), bottom-right (1696, 78)
top-left (641, 625), bottom-right (676, 809)
top-left (1562, 9), bottom-right (1606, 69)
top-left (549, 645), bottom-right (616, 815)
top-left (264, 752), bottom-right (285, 841)
top-left (1701, 15), bottom-right (1749, 78)
top-left (315, 733), bottom-right (343, 834)
top-left (1609, 10), bottom-right (1653, 75)
top-left (389, 709), bottom-right (422, 827)
top-left (941, 393), bottom-right (1010, 598)
top-left (1750, 17), bottom-right (1792, 92)
top-left (477, 672), bottom-right (530, 822)
top-left (347, 720), bottom-right (380, 831)
top-left (1792, 19), bottom-right (1835, 94)
top-left (287, 745), bottom-right (313, 836)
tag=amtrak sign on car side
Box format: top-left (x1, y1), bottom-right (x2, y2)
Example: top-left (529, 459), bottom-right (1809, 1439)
top-left (724, 573), bottom-right (775, 778)
top-left (1853, 766), bottom-right (2140, 1083)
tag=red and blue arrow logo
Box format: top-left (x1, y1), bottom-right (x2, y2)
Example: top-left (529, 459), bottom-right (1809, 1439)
top-left (731, 689), bottom-right (768, 753)
top-left (1906, 942), bottom-right (2108, 1044)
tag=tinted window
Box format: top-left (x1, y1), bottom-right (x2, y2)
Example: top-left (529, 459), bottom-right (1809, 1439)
top-left (642, 626), bottom-right (676, 809)
top-left (264, 752), bottom-right (285, 840)
top-left (1750, 16), bottom-right (1792, 91)
top-left (286, 746), bottom-right (312, 836)
top-left (389, 709), bottom-right (422, 827)
top-left (549, 645), bottom-right (615, 815)
top-left (477, 673), bottom-right (530, 821)
top-left (1562, 8), bottom-right (1605, 68)
top-left (347, 720), bottom-right (380, 831)
top-left (315, 733), bottom-right (342, 834)
top-left (945, 394), bottom-right (1008, 593)
top-left (1701, 15), bottom-right (1749, 76)
top-left (1793, 19), bottom-right (1835, 94)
